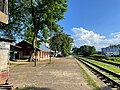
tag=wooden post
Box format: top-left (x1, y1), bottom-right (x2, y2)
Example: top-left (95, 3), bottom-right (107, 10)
top-left (0, 11), bottom-right (8, 24)
top-left (0, 0), bottom-right (8, 24)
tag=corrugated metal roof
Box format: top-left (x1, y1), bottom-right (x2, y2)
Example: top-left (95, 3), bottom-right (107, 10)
top-left (16, 40), bottom-right (52, 52)
top-left (39, 42), bottom-right (50, 52)
top-left (16, 40), bottom-right (41, 51)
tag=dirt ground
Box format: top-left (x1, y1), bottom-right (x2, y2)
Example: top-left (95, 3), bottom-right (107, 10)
top-left (8, 56), bottom-right (92, 90)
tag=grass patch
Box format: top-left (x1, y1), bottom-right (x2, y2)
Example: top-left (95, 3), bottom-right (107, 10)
top-left (108, 57), bottom-right (120, 62)
top-left (76, 61), bottom-right (101, 90)
top-left (80, 57), bottom-right (120, 74)
top-left (48, 62), bottom-right (54, 64)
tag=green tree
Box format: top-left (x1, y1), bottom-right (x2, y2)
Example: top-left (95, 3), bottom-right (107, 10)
top-left (28, 0), bottom-right (68, 63)
top-left (50, 32), bottom-right (73, 57)
top-left (0, 0), bottom-right (26, 39)
top-left (72, 47), bottom-right (80, 55)
top-left (0, 0), bottom-right (68, 63)
top-left (80, 45), bottom-right (96, 56)
top-left (61, 34), bottom-right (73, 56)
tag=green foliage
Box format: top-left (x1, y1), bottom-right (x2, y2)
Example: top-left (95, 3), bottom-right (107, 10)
top-left (72, 45), bottom-right (96, 56)
top-left (90, 54), bottom-right (120, 63)
top-left (90, 54), bottom-right (108, 59)
top-left (80, 57), bottom-right (120, 74)
top-left (77, 55), bottom-right (120, 81)
top-left (0, 0), bottom-right (26, 39)
top-left (0, 0), bottom-right (68, 41)
top-left (108, 57), bottom-right (120, 62)
top-left (80, 45), bottom-right (96, 56)
top-left (24, 28), bottom-right (34, 43)
top-left (72, 47), bottom-right (80, 55)
top-left (50, 31), bottom-right (73, 56)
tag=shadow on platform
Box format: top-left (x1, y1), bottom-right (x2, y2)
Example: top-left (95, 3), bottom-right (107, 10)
top-left (16, 87), bottom-right (52, 90)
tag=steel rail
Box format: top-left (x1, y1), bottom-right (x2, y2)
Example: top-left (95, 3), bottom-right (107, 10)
top-left (87, 57), bottom-right (120, 67)
top-left (74, 56), bottom-right (120, 88)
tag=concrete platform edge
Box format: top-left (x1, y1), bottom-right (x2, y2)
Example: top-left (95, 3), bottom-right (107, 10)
top-left (73, 56), bottom-right (110, 90)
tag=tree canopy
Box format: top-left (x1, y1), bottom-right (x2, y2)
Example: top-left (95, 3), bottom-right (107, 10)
top-left (0, 0), bottom-right (68, 62)
top-left (0, 0), bottom-right (68, 41)
top-left (50, 31), bottom-right (73, 56)
top-left (79, 45), bottom-right (96, 56)
top-left (0, 0), bottom-right (26, 39)
top-left (72, 47), bottom-right (80, 55)
top-left (72, 45), bottom-right (96, 56)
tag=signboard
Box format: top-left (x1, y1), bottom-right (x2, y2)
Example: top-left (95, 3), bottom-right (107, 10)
top-left (106, 52), bottom-right (119, 56)
top-left (0, 0), bottom-right (8, 24)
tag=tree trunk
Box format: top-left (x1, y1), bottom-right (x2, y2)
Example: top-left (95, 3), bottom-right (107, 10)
top-left (55, 50), bottom-right (57, 57)
top-left (28, 0), bottom-right (37, 64)
top-left (28, 28), bottom-right (37, 62)
top-left (49, 12), bottom-right (53, 63)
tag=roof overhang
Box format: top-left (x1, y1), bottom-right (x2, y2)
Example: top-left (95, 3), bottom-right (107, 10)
top-left (0, 38), bottom-right (15, 42)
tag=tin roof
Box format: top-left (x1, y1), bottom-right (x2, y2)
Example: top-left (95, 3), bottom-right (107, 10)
top-left (16, 40), bottom-right (55, 52)
top-left (39, 42), bottom-right (55, 52)
top-left (39, 42), bottom-right (50, 52)
top-left (16, 40), bottom-right (40, 51)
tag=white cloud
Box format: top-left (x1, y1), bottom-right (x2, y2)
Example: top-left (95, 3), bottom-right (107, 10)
top-left (110, 32), bottom-right (120, 38)
top-left (72, 27), bottom-right (120, 51)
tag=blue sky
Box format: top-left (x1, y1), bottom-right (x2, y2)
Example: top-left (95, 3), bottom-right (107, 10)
top-left (58, 0), bottom-right (120, 51)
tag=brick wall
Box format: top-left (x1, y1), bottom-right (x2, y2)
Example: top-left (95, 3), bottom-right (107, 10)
top-left (0, 70), bottom-right (8, 84)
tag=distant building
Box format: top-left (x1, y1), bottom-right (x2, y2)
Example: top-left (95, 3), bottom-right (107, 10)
top-left (10, 40), bottom-right (51, 61)
top-left (101, 44), bottom-right (120, 56)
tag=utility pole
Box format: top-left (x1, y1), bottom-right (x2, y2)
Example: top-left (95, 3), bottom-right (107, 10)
top-left (49, 12), bottom-right (52, 63)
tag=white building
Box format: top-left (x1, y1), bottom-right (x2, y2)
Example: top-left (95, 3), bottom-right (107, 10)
top-left (101, 45), bottom-right (120, 56)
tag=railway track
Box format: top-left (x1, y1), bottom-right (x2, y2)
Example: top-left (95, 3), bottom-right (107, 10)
top-left (80, 57), bottom-right (120, 78)
top-left (0, 84), bottom-right (13, 90)
top-left (74, 56), bottom-right (120, 89)
top-left (87, 57), bottom-right (120, 67)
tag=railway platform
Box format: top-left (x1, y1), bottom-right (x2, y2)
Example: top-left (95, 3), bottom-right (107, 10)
top-left (8, 56), bottom-right (109, 90)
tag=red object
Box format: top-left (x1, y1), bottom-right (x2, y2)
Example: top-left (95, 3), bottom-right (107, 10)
top-left (0, 70), bottom-right (8, 84)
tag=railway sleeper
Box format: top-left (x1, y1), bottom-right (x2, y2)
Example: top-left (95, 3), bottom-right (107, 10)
top-left (97, 75), bottom-right (103, 78)
top-left (75, 56), bottom-right (120, 89)
top-left (99, 76), bottom-right (105, 80)
top-left (103, 79), bottom-right (110, 84)
top-left (94, 72), bottom-right (99, 75)
top-left (111, 83), bottom-right (117, 88)
top-left (0, 85), bottom-right (13, 90)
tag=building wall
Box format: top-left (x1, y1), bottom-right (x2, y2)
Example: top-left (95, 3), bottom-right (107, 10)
top-left (18, 51), bottom-right (50, 60)
top-left (0, 41), bottom-right (10, 84)
top-left (36, 51), bottom-right (50, 60)
top-left (19, 51), bottom-right (31, 59)
top-left (0, 70), bottom-right (8, 84)
top-left (102, 45), bottom-right (120, 56)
